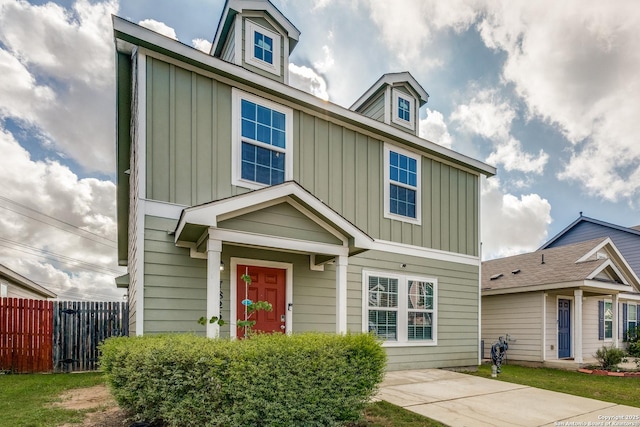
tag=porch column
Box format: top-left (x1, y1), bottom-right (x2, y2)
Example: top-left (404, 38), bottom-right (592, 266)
top-left (336, 255), bottom-right (348, 334)
top-left (574, 289), bottom-right (583, 363)
top-left (612, 293), bottom-right (619, 348)
top-left (206, 236), bottom-right (222, 338)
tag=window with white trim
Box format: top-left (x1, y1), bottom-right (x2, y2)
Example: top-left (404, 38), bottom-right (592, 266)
top-left (384, 144), bottom-right (421, 224)
top-left (1, 281), bottom-right (7, 298)
top-left (365, 271), bottom-right (436, 344)
top-left (604, 300), bottom-right (613, 339)
top-left (232, 89), bottom-right (293, 190)
top-left (391, 89), bottom-right (415, 130)
top-left (628, 303), bottom-right (637, 337)
top-left (244, 21), bottom-right (281, 76)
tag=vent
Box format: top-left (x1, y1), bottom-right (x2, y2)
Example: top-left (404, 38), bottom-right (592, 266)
top-left (512, 269), bottom-right (521, 275)
top-left (490, 273), bottom-right (503, 281)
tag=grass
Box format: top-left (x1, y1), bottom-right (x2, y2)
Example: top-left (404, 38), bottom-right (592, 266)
top-left (469, 364), bottom-right (640, 408)
top-left (0, 372), bottom-right (444, 427)
top-left (0, 372), bottom-right (106, 427)
top-left (358, 401), bottom-right (447, 427)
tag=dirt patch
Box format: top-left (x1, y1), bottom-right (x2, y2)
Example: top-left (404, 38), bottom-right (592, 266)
top-left (53, 384), bottom-right (130, 427)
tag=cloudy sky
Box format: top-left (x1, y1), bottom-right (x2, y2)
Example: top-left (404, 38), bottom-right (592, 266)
top-left (0, 0), bottom-right (638, 301)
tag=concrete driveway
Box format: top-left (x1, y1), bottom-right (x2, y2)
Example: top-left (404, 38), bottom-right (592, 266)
top-left (378, 369), bottom-right (640, 427)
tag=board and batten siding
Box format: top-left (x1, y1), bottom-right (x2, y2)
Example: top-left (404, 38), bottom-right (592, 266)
top-left (482, 292), bottom-right (544, 362)
top-left (144, 56), bottom-right (479, 256)
top-left (352, 251), bottom-right (480, 370)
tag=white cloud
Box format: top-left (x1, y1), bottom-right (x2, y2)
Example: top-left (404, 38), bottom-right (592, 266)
top-left (451, 89), bottom-right (548, 175)
top-left (138, 18), bottom-right (177, 39)
top-left (0, 0), bottom-right (117, 173)
top-left (192, 38), bottom-right (212, 53)
top-left (476, 0), bottom-right (640, 202)
top-left (0, 127), bottom-right (124, 301)
top-left (419, 108), bottom-right (452, 149)
top-left (313, 45), bottom-right (334, 73)
top-left (288, 63), bottom-right (330, 101)
top-left (481, 177), bottom-right (552, 260)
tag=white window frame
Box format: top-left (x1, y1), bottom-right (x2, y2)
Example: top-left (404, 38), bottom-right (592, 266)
top-left (1, 281), bottom-right (7, 298)
top-left (232, 88), bottom-right (293, 190)
top-left (628, 303), bottom-right (637, 336)
top-left (383, 144), bottom-right (421, 225)
top-left (362, 270), bottom-right (437, 347)
top-left (244, 20), bottom-right (281, 76)
top-left (604, 299), bottom-right (613, 340)
top-left (391, 89), bottom-right (415, 130)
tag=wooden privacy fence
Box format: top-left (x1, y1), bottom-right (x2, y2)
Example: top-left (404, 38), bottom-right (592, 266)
top-left (0, 298), bottom-right (53, 373)
top-left (1, 298), bottom-right (128, 373)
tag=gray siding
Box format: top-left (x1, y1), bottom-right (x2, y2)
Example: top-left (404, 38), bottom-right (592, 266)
top-left (359, 92), bottom-right (385, 122)
top-left (221, 20), bottom-right (235, 63)
top-left (482, 292), bottom-right (544, 362)
top-left (583, 297), bottom-right (600, 358)
top-left (546, 221), bottom-right (640, 278)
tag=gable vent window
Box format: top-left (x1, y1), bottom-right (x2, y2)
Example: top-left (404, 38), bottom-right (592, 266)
top-left (391, 89), bottom-right (415, 130)
top-left (244, 21), bottom-right (281, 76)
top-left (232, 89), bottom-right (292, 190)
top-left (384, 144), bottom-right (421, 225)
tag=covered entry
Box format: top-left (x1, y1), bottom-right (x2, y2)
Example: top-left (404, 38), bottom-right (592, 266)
top-left (173, 181), bottom-right (373, 338)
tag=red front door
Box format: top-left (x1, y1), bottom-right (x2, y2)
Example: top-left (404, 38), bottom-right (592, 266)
top-left (236, 265), bottom-right (286, 338)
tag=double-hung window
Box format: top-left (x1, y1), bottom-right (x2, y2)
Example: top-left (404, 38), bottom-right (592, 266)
top-left (628, 303), bottom-right (637, 339)
top-left (232, 89), bottom-right (293, 190)
top-left (391, 89), bottom-right (415, 130)
top-left (604, 300), bottom-right (613, 339)
top-left (384, 144), bottom-right (421, 224)
top-left (364, 271), bottom-right (437, 345)
top-left (244, 21), bottom-right (281, 76)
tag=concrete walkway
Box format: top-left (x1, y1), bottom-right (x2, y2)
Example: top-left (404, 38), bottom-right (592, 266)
top-left (378, 369), bottom-right (640, 427)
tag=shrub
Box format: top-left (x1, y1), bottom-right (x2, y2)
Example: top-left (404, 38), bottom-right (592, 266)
top-left (594, 345), bottom-right (626, 371)
top-left (626, 326), bottom-right (640, 358)
top-left (100, 332), bottom-right (386, 426)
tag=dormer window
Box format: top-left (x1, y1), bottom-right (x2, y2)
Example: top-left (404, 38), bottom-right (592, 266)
top-left (392, 89), bottom-right (415, 130)
top-left (244, 21), bottom-right (281, 76)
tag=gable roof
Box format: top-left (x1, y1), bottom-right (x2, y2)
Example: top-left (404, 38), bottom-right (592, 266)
top-left (350, 72), bottom-right (429, 111)
top-left (211, 0), bottom-right (301, 58)
top-left (0, 263), bottom-right (56, 299)
top-left (540, 215), bottom-right (640, 250)
top-left (482, 237), bottom-right (640, 296)
top-left (175, 181), bottom-right (374, 257)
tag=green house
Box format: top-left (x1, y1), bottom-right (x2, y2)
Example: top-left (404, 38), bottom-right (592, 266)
top-left (113, 0), bottom-right (496, 370)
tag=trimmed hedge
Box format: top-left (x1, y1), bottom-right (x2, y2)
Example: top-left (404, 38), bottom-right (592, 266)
top-left (100, 332), bottom-right (386, 426)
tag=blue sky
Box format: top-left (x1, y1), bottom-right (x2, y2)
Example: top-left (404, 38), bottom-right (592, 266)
top-left (0, 0), bottom-right (638, 300)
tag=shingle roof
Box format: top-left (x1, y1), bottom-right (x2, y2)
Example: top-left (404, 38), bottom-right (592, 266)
top-left (482, 237), bottom-right (615, 291)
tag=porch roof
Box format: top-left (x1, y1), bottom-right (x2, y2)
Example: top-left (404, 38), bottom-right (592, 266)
top-left (482, 237), bottom-right (640, 296)
top-left (174, 181), bottom-right (374, 258)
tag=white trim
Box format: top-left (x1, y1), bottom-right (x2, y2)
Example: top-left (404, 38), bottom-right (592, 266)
top-left (587, 259), bottom-right (629, 285)
top-left (478, 175), bottom-right (482, 364)
top-left (483, 279), bottom-right (632, 296)
top-left (113, 17), bottom-right (495, 177)
top-left (142, 199), bottom-right (187, 220)
top-left (244, 20), bottom-right (281, 76)
top-left (134, 50), bottom-right (147, 336)
top-left (383, 86), bottom-right (391, 124)
top-left (206, 237), bottom-right (222, 338)
top-left (383, 144), bottom-right (421, 225)
top-left (574, 289), bottom-right (583, 363)
top-left (231, 88), bottom-right (293, 190)
top-left (604, 298), bottom-right (614, 341)
top-left (542, 293), bottom-right (547, 361)
top-left (230, 257), bottom-right (293, 339)
top-left (233, 14), bottom-right (242, 66)
top-left (210, 228), bottom-right (349, 257)
top-left (362, 269), bottom-right (438, 346)
top-left (391, 88), bottom-right (415, 130)
top-left (336, 255), bottom-right (348, 334)
top-left (370, 239), bottom-right (479, 265)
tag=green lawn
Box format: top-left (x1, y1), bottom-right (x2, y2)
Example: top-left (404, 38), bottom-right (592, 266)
top-left (0, 372), bottom-right (444, 427)
top-left (0, 372), bottom-right (106, 427)
top-left (469, 364), bottom-right (640, 408)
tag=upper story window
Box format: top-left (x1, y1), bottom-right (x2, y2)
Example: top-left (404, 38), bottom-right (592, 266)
top-left (232, 89), bottom-right (293, 190)
top-left (244, 21), bottom-right (281, 76)
top-left (391, 89), bottom-right (415, 130)
top-left (364, 271), bottom-right (437, 346)
top-left (384, 144), bottom-right (421, 225)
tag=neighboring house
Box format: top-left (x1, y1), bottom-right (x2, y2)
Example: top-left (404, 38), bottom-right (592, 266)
top-left (540, 214), bottom-right (640, 279)
top-left (481, 237), bottom-right (640, 366)
top-left (0, 263), bottom-right (56, 300)
top-left (113, 0), bottom-right (495, 370)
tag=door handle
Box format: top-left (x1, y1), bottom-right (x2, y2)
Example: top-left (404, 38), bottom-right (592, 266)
top-left (280, 325), bottom-right (285, 330)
